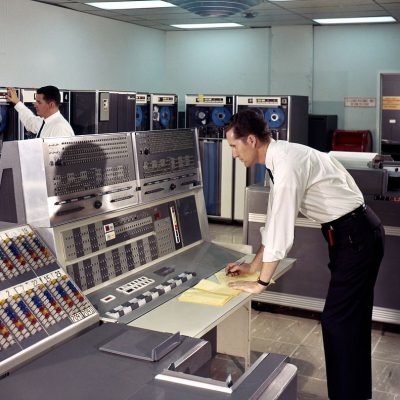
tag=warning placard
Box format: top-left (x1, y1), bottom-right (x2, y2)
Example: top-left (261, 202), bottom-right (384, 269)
top-left (382, 96), bottom-right (400, 110)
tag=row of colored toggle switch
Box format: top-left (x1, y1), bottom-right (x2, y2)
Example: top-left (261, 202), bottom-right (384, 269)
top-left (0, 230), bottom-right (54, 280)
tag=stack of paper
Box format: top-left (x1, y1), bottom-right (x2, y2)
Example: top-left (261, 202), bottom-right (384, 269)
top-left (178, 279), bottom-right (240, 307)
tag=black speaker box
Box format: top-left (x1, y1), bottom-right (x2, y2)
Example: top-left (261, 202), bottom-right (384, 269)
top-left (308, 114), bottom-right (338, 152)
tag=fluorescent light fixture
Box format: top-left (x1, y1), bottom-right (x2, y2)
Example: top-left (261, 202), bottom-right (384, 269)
top-left (171, 23), bottom-right (243, 29)
top-left (86, 1), bottom-right (176, 10)
top-left (314, 16), bottom-right (395, 25)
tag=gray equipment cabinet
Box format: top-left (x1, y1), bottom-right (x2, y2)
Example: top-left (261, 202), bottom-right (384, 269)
top-left (244, 183), bottom-right (400, 324)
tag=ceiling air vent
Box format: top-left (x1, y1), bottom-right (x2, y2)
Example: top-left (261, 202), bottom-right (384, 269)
top-left (169, 1), bottom-right (261, 17)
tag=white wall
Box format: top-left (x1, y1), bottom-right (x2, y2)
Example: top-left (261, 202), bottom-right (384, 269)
top-left (0, 0), bottom-right (166, 91)
top-left (270, 25), bottom-right (313, 103)
top-left (313, 24), bottom-right (400, 149)
top-left (164, 25), bottom-right (313, 111)
top-left (164, 28), bottom-right (270, 109)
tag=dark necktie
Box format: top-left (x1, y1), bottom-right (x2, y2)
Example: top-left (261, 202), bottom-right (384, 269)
top-left (267, 168), bottom-right (274, 184)
top-left (37, 120), bottom-right (45, 138)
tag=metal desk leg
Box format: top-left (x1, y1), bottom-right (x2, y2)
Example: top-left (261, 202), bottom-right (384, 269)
top-left (216, 299), bottom-right (251, 369)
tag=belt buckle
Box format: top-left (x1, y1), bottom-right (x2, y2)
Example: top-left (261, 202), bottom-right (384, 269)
top-left (351, 204), bottom-right (364, 218)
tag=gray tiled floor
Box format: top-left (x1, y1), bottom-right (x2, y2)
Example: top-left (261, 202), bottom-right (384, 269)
top-left (209, 222), bottom-right (400, 399)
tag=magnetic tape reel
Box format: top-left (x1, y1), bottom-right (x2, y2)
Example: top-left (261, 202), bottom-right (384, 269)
top-left (152, 105), bottom-right (174, 129)
top-left (136, 105), bottom-right (143, 129)
top-left (159, 106), bottom-right (171, 128)
top-left (193, 107), bottom-right (209, 125)
top-left (152, 105), bottom-right (160, 124)
top-left (0, 105), bottom-right (7, 132)
top-left (264, 108), bottom-right (286, 129)
top-left (211, 106), bottom-right (232, 127)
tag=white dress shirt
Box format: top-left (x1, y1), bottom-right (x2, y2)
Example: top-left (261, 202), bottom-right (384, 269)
top-left (15, 101), bottom-right (75, 138)
top-left (261, 140), bottom-right (364, 262)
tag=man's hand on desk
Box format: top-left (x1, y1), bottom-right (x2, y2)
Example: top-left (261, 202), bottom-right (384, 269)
top-left (228, 280), bottom-right (266, 294)
top-left (225, 261), bottom-right (252, 277)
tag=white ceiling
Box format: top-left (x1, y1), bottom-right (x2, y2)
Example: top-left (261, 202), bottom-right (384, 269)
top-left (32, 0), bottom-right (400, 30)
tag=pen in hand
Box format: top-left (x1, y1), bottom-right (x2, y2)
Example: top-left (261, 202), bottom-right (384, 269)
top-left (226, 260), bottom-right (245, 277)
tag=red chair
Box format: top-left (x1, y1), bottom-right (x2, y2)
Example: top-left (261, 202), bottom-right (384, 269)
top-left (331, 130), bottom-right (372, 152)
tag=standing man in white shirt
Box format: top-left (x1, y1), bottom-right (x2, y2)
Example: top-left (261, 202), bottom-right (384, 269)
top-left (225, 109), bottom-right (384, 400)
top-left (6, 86), bottom-right (74, 138)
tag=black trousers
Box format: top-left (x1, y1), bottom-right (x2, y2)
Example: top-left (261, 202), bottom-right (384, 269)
top-left (321, 205), bottom-right (385, 400)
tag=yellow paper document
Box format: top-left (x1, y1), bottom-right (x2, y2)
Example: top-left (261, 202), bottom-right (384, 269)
top-left (215, 270), bottom-right (259, 285)
top-left (215, 270), bottom-right (275, 286)
top-left (178, 279), bottom-right (240, 307)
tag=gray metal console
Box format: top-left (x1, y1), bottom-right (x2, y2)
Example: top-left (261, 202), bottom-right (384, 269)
top-left (0, 131), bottom-right (297, 398)
top-left (0, 322), bottom-right (297, 400)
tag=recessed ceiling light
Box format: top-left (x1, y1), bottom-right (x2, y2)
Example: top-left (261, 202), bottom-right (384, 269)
top-left (314, 16), bottom-right (396, 25)
top-left (86, 1), bottom-right (176, 10)
top-left (171, 23), bottom-right (243, 29)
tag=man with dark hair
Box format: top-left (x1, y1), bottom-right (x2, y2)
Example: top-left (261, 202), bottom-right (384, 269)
top-left (6, 86), bottom-right (74, 138)
top-left (225, 109), bottom-right (384, 400)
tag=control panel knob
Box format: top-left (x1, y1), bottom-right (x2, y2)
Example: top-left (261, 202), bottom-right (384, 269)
top-left (94, 200), bottom-right (102, 209)
top-left (170, 183), bottom-right (176, 190)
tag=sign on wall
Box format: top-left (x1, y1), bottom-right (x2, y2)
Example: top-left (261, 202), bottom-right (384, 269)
top-left (382, 96), bottom-right (400, 110)
top-left (344, 97), bottom-right (376, 108)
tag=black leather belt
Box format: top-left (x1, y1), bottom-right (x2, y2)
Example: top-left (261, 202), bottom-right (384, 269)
top-left (322, 204), bottom-right (366, 230)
